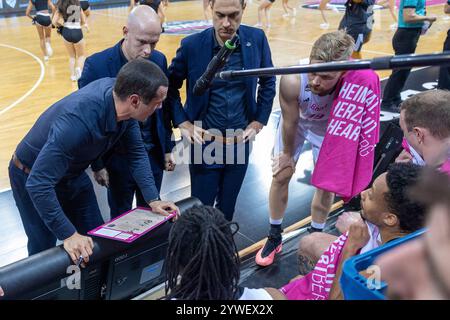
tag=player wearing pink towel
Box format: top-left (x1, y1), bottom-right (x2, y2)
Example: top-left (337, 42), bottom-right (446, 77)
top-left (257, 30), bottom-right (381, 267)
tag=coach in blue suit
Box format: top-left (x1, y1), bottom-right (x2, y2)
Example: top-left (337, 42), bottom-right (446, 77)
top-left (78, 6), bottom-right (175, 218)
top-left (167, 0), bottom-right (276, 221)
top-left (9, 60), bottom-right (178, 260)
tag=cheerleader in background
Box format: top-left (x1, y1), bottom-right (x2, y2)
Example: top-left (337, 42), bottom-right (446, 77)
top-left (255, 0), bottom-right (274, 29)
top-left (137, 0), bottom-right (167, 30)
top-left (318, 0), bottom-right (339, 29)
top-left (52, 0), bottom-right (86, 81)
top-left (79, 0), bottom-right (91, 31)
top-left (26, 0), bottom-right (55, 61)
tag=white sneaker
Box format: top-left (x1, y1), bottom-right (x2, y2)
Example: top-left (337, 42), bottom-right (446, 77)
top-left (43, 55), bottom-right (49, 62)
top-left (282, 13), bottom-right (290, 18)
top-left (320, 22), bottom-right (330, 29)
top-left (390, 23), bottom-right (397, 31)
top-left (70, 74), bottom-right (77, 81)
top-left (253, 23), bottom-right (262, 28)
top-left (75, 67), bottom-right (82, 80)
top-left (45, 43), bottom-right (53, 57)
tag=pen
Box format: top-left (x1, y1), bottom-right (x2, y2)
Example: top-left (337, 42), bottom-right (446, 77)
top-left (76, 255), bottom-right (83, 267)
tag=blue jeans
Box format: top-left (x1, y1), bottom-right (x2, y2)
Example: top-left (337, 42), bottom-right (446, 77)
top-left (9, 160), bottom-right (104, 256)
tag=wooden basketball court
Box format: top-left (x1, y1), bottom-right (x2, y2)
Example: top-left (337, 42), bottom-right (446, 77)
top-left (0, 0), bottom-right (448, 191)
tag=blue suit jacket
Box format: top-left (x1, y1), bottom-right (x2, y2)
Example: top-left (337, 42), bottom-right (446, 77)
top-left (78, 41), bottom-right (174, 164)
top-left (167, 25), bottom-right (276, 127)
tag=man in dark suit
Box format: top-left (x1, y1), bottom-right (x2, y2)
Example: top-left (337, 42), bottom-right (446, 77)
top-left (78, 5), bottom-right (175, 218)
top-left (167, 0), bottom-right (276, 221)
top-left (9, 60), bottom-right (178, 260)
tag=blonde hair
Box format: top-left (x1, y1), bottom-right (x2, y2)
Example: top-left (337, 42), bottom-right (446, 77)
top-left (310, 30), bottom-right (355, 62)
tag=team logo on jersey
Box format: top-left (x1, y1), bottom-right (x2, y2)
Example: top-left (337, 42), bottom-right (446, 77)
top-left (310, 103), bottom-right (327, 112)
top-left (163, 20), bottom-right (213, 35)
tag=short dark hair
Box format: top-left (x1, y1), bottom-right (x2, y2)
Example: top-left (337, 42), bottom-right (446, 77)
top-left (164, 205), bottom-right (240, 300)
top-left (210, 0), bottom-right (246, 8)
top-left (385, 163), bottom-right (427, 233)
top-left (400, 90), bottom-right (450, 140)
top-left (114, 59), bottom-right (168, 104)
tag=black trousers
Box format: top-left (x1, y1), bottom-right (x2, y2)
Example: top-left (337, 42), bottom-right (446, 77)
top-left (438, 29), bottom-right (450, 90)
top-left (382, 28), bottom-right (422, 107)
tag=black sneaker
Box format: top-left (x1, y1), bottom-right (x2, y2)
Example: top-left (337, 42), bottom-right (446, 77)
top-left (255, 232), bottom-right (282, 266)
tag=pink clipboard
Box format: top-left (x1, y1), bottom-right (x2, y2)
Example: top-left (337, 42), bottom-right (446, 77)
top-left (88, 207), bottom-right (176, 243)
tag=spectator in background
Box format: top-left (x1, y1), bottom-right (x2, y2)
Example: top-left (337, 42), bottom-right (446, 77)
top-left (437, 1), bottom-right (450, 90)
top-left (380, 0), bottom-right (437, 112)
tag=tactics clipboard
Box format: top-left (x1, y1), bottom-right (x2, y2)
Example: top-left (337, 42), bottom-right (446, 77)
top-left (88, 207), bottom-right (176, 243)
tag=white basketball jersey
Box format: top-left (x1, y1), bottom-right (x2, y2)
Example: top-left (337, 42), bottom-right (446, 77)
top-left (297, 73), bottom-right (334, 135)
top-left (273, 74), bottom-right (336, 163)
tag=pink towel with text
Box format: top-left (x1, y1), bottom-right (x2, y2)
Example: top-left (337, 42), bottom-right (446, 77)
top-left (311, 70), bottom-right (381, 202)
top-left (280, 233), bottom-right (348, 300)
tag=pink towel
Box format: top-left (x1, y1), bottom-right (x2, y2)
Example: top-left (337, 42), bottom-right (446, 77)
top-left (280, 233), bottom-right (348, 300)
top-left (311, 70), bottom-right (381, 202)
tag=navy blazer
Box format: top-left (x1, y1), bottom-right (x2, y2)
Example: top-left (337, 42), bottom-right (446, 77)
top-left (16, 78), bottom-right (159, 240)
top-left (167, 25), bottom-right (276, 127)
top-left (78, 40), bottom-right (174, 162)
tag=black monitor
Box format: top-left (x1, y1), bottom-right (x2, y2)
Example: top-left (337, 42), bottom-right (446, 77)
top-left (103, 222), bottom-right (171, 300)
top-left (0, 197), bottom-right (201, 300)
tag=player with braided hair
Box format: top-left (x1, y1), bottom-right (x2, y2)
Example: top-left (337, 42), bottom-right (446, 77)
top-left (164, 205), bottom-right (285, 300)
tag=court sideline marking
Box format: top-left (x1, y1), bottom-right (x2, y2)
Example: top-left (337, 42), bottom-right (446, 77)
top-left (0, 43), bottom-right (45, 117)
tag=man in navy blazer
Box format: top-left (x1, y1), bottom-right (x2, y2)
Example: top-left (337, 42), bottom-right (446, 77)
top-left (167, 0), bottom-right (276, 221)
top-left (78, 5), bottom-right (175, 218)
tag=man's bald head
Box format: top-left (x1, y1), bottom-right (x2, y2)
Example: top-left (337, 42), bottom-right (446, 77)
top-left (127, 5), bottom-right (161, 34)
top-left (122, 5), bottom-right (162, 61)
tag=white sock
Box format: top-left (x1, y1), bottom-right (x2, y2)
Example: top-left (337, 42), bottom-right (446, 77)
top-left (69, 58), bottom-right (76, 78)
top-left (45, 39), bottom-right (53, 56)
top-left (75, 67), bottom-right (82, 79)
top-left (311, 221), bottom-right (326, 230)
top-left (270, 218), bottom-right (283, 225)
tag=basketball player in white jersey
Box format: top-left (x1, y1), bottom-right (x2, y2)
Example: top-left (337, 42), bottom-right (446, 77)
top-left (256, 31), bottom-right (356, 266)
